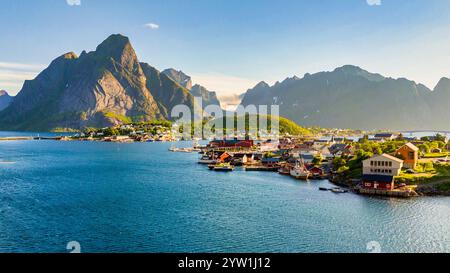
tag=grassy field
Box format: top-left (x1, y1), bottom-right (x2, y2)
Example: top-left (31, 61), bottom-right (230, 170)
top-left (396, 163), bottom-right (450, 186)
top-left (423, 152), bottom-right (450, 158)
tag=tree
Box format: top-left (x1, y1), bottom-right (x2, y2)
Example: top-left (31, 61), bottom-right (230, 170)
top-left (333, 157), bottom-right (347, 170)
top-left (418, 143), bottom-right (430, 154)
top-left (435, 133), bottom-right (447, 143)
top-left (374, 147), bottom-right (383, 155)
top-left (312, 155), bottom-right (323, 166)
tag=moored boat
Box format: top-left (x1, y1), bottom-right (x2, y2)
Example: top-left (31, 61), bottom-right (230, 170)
top-left (198, 153), bottom-right (217, 164)
top-left (331, 188), bottom-right (348, 193)
top-left (290, 166), bottom-right (311, 180)
top-left (213, 163), bottom-right (235, 172)
top-left (278, 165), bottom-right (291, 175)
top-left (290, 155), bottom-right (310, 180)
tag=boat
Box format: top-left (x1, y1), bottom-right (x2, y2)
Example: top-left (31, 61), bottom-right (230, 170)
top-left (290, 155), bottom-right (310, 180)
top-left (278, 165), bottom-right (291, 175)
top-left (331, 188), bottom-right (348, 194)
top-left (290, 166), bottom-right (310, 180)
top-left (319, 187), bottom-right (330, 191)
top-left (213, 163), bottom-right (235, 172)
top-left (198, 153), bottom-right (217, 164)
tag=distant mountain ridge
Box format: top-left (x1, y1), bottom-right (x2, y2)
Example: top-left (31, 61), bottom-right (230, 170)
top-left (162, 69), bottom-right (221, 109)
top-left (0, 34), bottom-right (202, 131)
top-left (241, 65), bottom-right (450, 130)
top-left (162, 69), bottom-right (193, 90)
top-left (0, 90), bottom-right (12, 111)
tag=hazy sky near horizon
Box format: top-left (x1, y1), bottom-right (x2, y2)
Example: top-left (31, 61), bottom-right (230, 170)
top-left (1, 0), bottom-right (450, 98)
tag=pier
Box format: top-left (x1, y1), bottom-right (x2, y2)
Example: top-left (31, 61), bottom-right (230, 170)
top-left (0, 137), bottom-right (34, 141)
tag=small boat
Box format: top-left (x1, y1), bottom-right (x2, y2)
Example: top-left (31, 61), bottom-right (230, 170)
top-left (319, 187), bottom-right (330, 191)
top-left (198, 154), bottom-right (217, 164)
top-left (290, 156), bottom-right (310, 180)
top-left (278, 165), bottom-right (291, 175)
top-left (331, 188), bottom-right (348, 194)
top-left (290, 167), bottom-right (310, 180)
top-left (213, 163), bottom-right (234, 172)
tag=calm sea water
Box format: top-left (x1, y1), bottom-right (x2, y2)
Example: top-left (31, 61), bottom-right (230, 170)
top-left (0, 133), bottom-right (449, 253)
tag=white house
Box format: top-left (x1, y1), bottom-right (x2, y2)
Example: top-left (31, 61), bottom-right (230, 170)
top-left (362, 154), bottom-right (404, 176)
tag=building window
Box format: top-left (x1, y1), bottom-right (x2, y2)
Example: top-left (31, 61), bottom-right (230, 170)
top-left (409, 152), bottom-right (414, 160)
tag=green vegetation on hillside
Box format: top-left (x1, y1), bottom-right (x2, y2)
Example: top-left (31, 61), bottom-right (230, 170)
top-left (103, 111), bottom-right (133, 124)
top-left (212, 114), bottom-right (311, 136)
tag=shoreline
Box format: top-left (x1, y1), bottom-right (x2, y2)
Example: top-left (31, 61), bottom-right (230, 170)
top-left (2, 134), bottom-right (450, 198)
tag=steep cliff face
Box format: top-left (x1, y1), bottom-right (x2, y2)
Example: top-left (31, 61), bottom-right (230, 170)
top-left (0, 90), bottom-right (12, 111)
top-left (241, 65), bottom-right (450, 130)
top-left (162, 69), bottom-right (193, 90)
top-left (190, 84), bottom-right (221, 108)
top-left (0, 34), bottom-right (199, 131)
top-left (141, 63), bottom-right (197, 118)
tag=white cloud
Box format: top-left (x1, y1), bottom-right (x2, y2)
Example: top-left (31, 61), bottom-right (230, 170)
top-left (0, 62), bottom-right (44, 95)
top-left (367, 0), bottom-right (381, 6)
top-left (144, 23), bottom-right (160, 30)
top-left (66, 0), bottom-right (81, 6)
top-left (0, 62), bottom-right (46, 71)
top-left (191, 72), bottom-right (258, 110)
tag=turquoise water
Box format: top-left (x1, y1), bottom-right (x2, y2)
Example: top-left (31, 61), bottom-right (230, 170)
top-left (0, 137), bottom-right (449, 253)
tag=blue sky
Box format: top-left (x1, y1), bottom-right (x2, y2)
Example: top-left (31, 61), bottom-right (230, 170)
top-left (1, 0), bottom-right (450, 102)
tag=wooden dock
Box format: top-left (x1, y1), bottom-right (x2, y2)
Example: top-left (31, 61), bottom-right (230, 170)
top-left (0, 137), bottom-right (34, 141)
top-left (358, 188), bottom-right (419, 198)
top-left (244, 165), bottom-right (279, 172)
top-left (0, 136), bottom-right (64, 141)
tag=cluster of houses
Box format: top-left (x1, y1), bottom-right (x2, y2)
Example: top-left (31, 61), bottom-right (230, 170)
top-left (201, 132), bottom-right (438, 197)
top-left (71, 124), bottom-right (177, 142)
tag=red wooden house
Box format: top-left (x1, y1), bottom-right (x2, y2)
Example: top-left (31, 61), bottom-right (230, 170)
top-left (361, 175), bottom-right (395, 190)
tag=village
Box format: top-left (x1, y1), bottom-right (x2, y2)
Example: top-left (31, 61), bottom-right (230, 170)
top-left (192, 132), bottom-right (450, 197)
top-left (5, 120), bottom-right (448, 198)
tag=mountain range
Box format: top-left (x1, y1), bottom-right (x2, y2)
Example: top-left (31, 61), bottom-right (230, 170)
top-left (0, 34), bottom-right (221, 131)
top-left (241, 65), bottom-right (450, 131)
top-left (2, 34), bottom-right (450, 132)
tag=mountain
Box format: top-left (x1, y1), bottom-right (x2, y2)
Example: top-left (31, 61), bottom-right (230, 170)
top-left (162, 69), bottom-right (193, 90)
top-left (0, 90), bottom-right (12, 111)
top-left (162, 69), bottom-right (221, 109)
top-left (190, 84), bottom-right (221, 108)
top-left (241, 65), bottom-right (450, 130)
top-left (0, 34), bottom-right (199, 131)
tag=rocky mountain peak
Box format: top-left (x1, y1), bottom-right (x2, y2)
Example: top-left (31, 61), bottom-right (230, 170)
top-left (333, 65), bottom-right (385, 82)
top-left (0, 90), bottom-right (12, 111)
top-left (162, 68), bottom-right (193, 90)
top-left (434, 77), bottom-right (450, 92)
top-left (253, 81), bottom-right (270, 89)
top-left (94, 34), bottom-right (138, 70)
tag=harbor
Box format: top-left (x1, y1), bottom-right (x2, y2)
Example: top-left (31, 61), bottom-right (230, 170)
top-left (1, 136), bottom-right (449, 253)
top-left (2, 128), bottom-right (450, 197)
